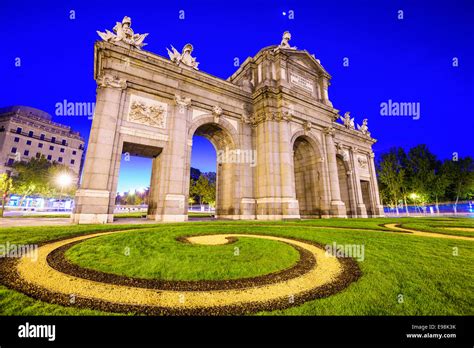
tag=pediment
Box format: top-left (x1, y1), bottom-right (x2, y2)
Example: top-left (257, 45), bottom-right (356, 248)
top-left (286, 50), bottom-right (330, 78)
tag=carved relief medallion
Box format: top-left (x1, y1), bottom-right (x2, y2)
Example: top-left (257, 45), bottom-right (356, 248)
top-left (127, 95), bottom-right (168, 128)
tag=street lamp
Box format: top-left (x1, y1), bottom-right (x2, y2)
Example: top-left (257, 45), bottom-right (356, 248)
top-left (56, 173), bottom-right (73, 189)
top-left (56, 173), bottom-right (73, 212)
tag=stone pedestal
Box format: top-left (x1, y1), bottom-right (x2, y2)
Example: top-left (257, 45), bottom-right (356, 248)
top-left (324, 127), bottom-right (347, 218)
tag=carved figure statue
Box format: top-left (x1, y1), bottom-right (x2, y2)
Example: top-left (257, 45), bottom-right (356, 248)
top-left (97, 16), bottom-right (148, 49)
top-left (340, 112), bottom-right (355, 130)
top-left (357, 118), bottom-right (371, 136)
top-left (279, 31), bottom-right (297, 50)
top-left (167, 44), bottom-right (200, 70)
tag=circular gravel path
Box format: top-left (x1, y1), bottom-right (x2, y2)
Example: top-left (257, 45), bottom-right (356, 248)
top-left (0, 230), bottom-right (360, 315)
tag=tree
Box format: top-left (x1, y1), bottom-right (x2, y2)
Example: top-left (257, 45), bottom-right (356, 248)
top-left (0, 173), bottom-right (14, 217)
top-left (430, 160), bottom-right (450, 213)
top-left (377, 144), bottom-right (474, 214)
top-left (406, 144), bottom-right (437, 205)
top-left (190, 174), bottom-right (216, 209)
top-left (445, 157), bottom-right (474, 208)
top-left (12, 157), bottom-right (51, 206)
top-left (377, 147), bottom-right (407, 215)
top-left (11, 157), bottom-right (77, 206)
top-left (126, 192), bottom-right (139, 205)
top-left (190, 167), bottom-right (202, 181)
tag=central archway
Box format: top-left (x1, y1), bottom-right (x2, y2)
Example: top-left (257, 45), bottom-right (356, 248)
top-left (187, 117), bottom-right (239, 218)
top-left (292, 135), bottom-right (325, 218)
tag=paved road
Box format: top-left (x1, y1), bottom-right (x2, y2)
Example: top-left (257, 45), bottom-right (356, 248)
top-left (0, 216), bottom-right (214, 227)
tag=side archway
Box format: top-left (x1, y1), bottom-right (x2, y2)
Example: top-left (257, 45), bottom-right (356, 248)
top-left (291, 132), bottom-right (327, 218)
top-left (187, 115), bottom-right (240, 218)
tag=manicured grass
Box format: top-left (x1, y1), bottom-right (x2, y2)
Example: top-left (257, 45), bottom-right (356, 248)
top-left (65, 229), bottom-right (299, 280)
top-left (0, 218), bottom-right (472, 315)
top-left (400, 220), bottom-right (474, 237)
top-left (0, 224), bottom-right (155, 245)
top-left (113, 211), bottom-right (213, 219)
top-left (0, 223), bottom-right (156, 316)
top-left (2, 214), bottom-right (70, 218)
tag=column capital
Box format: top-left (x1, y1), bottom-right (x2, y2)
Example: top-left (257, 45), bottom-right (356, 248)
top-left (174, 94), bottom-right (192, 113)
top-left (212, 105), bottom-right (223, 123)
top-left (323, 126), bottom-right (335, 137)
top-left (96, 73), bottom-right (127, 90)
top-left (303, 120), bottom-right (312, 133)
top-left (350, 146), bottom-right (359, 153)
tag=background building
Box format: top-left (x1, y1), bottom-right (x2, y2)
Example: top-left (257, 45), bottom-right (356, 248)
top-left (0, 106), bottom-right (85, 177)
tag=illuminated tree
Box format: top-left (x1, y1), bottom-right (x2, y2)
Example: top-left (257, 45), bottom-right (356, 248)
top-left (0, 173), bottom-right (14, 217)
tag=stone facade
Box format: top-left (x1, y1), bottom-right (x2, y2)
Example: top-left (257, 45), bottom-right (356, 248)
top-left (72, 25), bottom-right (384, 224)
top-left (0, 106), bottom-right (84, 177)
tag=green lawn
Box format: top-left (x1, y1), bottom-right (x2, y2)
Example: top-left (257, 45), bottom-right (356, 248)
top-left (113, 211), bottom-right (213, 219)
top-left (0, 217), bottom-right (473, 316)
top-left (400, 219), bottom-right (474, 237)
top-left (65, 229), bottom-right (299, 281)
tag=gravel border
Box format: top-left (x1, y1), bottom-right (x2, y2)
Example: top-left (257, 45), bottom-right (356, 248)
top-left (0, 233), bottom-right (361, 316)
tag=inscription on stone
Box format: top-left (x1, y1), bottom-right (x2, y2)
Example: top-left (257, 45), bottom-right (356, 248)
top-left (290, 73), bottom-right (314, 93)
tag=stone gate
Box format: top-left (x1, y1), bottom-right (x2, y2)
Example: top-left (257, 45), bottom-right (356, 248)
top-left (72, 17), bottom-right (384, 224)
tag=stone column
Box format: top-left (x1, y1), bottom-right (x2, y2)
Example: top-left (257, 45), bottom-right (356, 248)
top-left (368, 152), bottom-right (385, 216)
top-left (238, 111), bottom-right (256, 219)
top-left (72, 74), bottom-right (127, 224)
top-left (147, 151), bottom-right (164, 217)
top-left (320, 77), bottom-right (333, 107)
top-left (278, 112), bottom-right (300, 218)
top-left (147, 95), bottom-right (190, 222)
top-left (345, 169), bottom-right (357, 217)
top-left (317, 157), bottom-right (331, 217)
top-left (255, 112), bottom-right (299, 220)
top-left (323, 127), bottom-right (346, 217)
top-left (349, 146), bottom-right (368, 218)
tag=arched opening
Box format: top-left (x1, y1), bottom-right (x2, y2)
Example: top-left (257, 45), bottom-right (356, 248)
top-left (336, 155), bottom-right (352, 217)
top-left (293, 136), bottom-right (322, 218)
top-left (189, 122), bottom-right (236, 218)
top-left (189, 135), bottom-right (216, 214)
top-left (360, 180), bottom-right (373, 216)
top-left (115, 142), bottom-right (162, 219)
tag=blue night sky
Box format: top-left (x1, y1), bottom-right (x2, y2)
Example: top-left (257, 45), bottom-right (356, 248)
top-left (1, 0), bottom-right (473, 193)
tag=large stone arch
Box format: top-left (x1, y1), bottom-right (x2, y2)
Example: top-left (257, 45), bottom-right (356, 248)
top-left (290, 131), bottom-right (328, 218)
top-left (187, 114), bottom-right (241, 217)
top-left (290, 130), bottom-right (324, 160)
top-left (72, 37), bottom-right (385, 224)
top-left (188, 115), bottom-right (240, 148)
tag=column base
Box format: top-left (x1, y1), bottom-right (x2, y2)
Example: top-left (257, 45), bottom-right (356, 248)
top-left (373, 205), bottom-right (385, 217)
top-left (256, 214), bottom-right (301, 220)
top-left (217, 214), bottom-right (241, 220)
top-left (147, 214), bottom-right (188, 222)
top-left (356, 203), bottom-right (368, 218)
top-left (240, 198), bottom-right (256, 217)
top-left (256, 197), bottom-right (300, 217)
top-left (71, 213), bottom-right (113, 224)
top-left (330, 200), bottom-right (347, 218)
